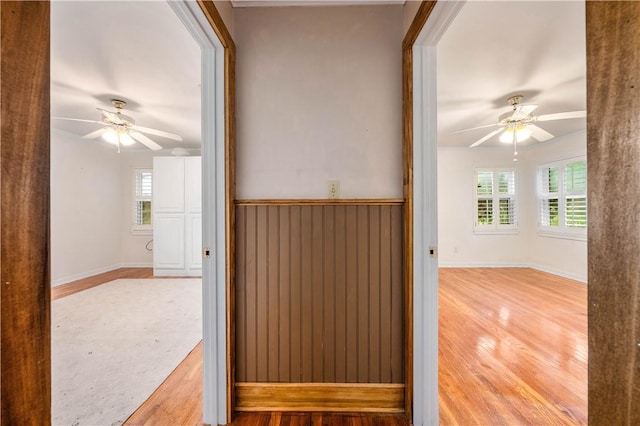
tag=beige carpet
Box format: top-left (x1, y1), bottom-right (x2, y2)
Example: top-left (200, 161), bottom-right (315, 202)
top-left (51, 278), bottom-right (202, 426)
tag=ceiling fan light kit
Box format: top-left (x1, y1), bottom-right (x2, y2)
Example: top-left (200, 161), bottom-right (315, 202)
top-left (53, 98), bottom-right (183, 153)
top-left (457, 94), bottom-right (586, 160)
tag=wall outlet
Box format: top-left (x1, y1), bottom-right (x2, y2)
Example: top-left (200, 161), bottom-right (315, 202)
top-left (328, 180), bottom-right (340, 199)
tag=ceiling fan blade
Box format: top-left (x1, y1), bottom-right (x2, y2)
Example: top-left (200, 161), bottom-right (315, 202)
top-left (535, 110), bottom-right (586, 122)
top-left (52, 117), bottom-right (103, 125)
top-left (130, 131), bottom-right (163, 151)
top-left (451, 123), bottom-right (500, 134)
top-left (528, 124), bottom-right (555, 142)
top-left (82, 127), bottom-right (108, 139)
top-left (134, 125), bottom-right (183, 141)
top-left (511, 104), bottom-right (538, 121)
top-left (97, 108), bottom-right (124, 124)
top-left (469, 127), bottom-right (504, 147)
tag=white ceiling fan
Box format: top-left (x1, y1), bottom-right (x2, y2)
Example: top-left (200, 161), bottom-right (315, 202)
top-left (53, 99), bottom-right (182, 152)
top-left (456, 95), bottom-right (586, 159)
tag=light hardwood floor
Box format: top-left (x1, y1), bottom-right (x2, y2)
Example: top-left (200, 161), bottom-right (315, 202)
top-left (55, 267), bottom-right (587, 425)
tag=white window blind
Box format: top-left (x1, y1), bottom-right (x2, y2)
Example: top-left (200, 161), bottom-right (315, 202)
top-left (474, 168), bottom-right (517, 233)
top-left (133, 169), bottom-right (152, 233)
top-left (537, 158), bottom-right (587, 238)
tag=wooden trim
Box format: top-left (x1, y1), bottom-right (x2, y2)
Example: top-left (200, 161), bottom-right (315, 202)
top-left (235, 199), bottom-right (405, 206)
top-left (401, 1), bottom-right (437, 420)
top-left (235, 383), bottom-right (405, 413)
top-left (196, 1), bottom-right (237, 422)
top-left (1, 1), bottom-right (51, 423)
top-left (586, 2), bottom-right (640, 424)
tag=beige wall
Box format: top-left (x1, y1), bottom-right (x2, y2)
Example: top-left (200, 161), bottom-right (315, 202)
top-left (214, 0), bottom-right (234, 37)
top-left (235, 5), bottom-right (404, 199)
top-left (403, 0), bottom-right (422, 35)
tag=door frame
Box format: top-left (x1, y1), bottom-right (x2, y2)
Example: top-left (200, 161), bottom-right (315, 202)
top-left (168, 2), bottom-right (234, 424)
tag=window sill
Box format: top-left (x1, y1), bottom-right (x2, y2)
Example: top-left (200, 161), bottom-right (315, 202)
top-left (131, 228), bottom-right (153, 236)
top-left (474, 228), bottom-right (519, 235)
top-left (537, 229), bottom-right (587, 242)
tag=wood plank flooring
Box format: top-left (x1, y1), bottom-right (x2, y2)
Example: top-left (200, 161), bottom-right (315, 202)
top-left (439, 268), bottom-right (587, 425)
top-left (56, 267), bottom-right (587, 425)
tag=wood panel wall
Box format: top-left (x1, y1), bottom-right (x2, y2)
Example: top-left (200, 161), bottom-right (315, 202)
top-left (235, 202), bottom-right (404, 384)
top-left (586, 2), bottom-right (640, 424)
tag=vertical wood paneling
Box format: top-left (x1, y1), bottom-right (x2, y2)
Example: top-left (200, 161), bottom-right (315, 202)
top-left (300, 207), bottom-right (313, 382)
top-left (278, 207), bottom-right (291, 383)
top-left (290, 206), bottom-right (302, 382)
top-left (236, 203), bottom-right (403, 384)
top-left (256, 206), bottom-right (268, 382)
top-left (345, 206), bottom-right (359, 383)
top-left (268, 207), bottom-right (280, 381)
top-left (236, 206), bottom-right (247, 382)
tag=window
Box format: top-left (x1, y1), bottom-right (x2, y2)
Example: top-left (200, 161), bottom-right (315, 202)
top-left (474, 168), bottom-right (517, 233)
top-left (537, 158), bottom-right (587, 239)
top-left (133, 169), bottom-right (152, 234)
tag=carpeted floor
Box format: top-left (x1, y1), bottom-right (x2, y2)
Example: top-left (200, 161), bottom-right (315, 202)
top-left (51, 278), bottom-right (202, 426)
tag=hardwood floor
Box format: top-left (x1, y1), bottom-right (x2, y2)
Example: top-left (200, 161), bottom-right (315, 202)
top-left (439, 268), bottom-right (587, 425)
top-left (56, 267), bottom-right (587, 425)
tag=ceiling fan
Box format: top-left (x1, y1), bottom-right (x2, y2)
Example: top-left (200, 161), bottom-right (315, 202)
top-left (53, 99), bottom-right (182, 152)
top-left (456, 95), bottom-right (586, 160)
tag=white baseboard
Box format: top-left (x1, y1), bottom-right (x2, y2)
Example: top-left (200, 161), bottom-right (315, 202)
top-left (52, 264), bottom-right (121, 287)
top-left (439, 262), bottom-right (529, 268)
top-left (528, 263), bottom-right (587, 284)
top-left (438, 261), bottom-right (587, 284)
top-left (52, 263), bottom-right (154, 287)
top-left (120, 262), bottom-right (153, 268)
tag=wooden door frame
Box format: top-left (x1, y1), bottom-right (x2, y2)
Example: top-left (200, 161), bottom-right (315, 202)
top-left (3, 1), bottom-right (640, 425)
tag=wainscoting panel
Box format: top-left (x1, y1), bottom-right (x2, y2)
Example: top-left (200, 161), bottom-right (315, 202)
top-left (235, 201), bottom-right (404, 384)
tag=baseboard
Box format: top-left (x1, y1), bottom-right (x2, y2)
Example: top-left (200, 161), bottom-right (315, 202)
top-left (235, 382), bottom-right (405, 413)
top-left (528, 264), bottom-right (587, 283)
top-left (120, 262), bottom-right (153, 268)
top-left (52, 264), bottom-right (122, 287)
top-left (438, 262), bottom-right (529, 268)
top-left (438, 262), bottom-right (587, 284)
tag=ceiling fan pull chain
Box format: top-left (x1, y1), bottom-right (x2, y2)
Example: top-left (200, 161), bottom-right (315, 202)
top-left (513, 131), bottom-right (518, 162)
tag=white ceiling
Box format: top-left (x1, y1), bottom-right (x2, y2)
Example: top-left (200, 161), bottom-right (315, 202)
top-left (51, 1), bottom-right (586, 153)
top-left (437, 1), bottom-right (586, 148)
top-left (51, 1), bottom-right (201, 152)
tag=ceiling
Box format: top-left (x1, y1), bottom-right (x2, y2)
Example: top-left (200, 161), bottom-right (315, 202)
top-left (51, 1), bottom-right (586, 153)
top-left (437, 1), bottom-right (586, 148)
top-left (51, 1), bottom-right (201, 152)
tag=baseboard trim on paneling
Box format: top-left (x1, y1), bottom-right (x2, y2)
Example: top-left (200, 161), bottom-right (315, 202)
top-left (438, 262), bottom-right (587, 284)
top-left (235, 383), bottom-right (405, 413)
top-left (52, 264), bottom-right (121, 287)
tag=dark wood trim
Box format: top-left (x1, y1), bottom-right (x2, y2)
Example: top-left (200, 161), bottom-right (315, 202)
top-left (235, 383), bottom-right (405, 413)
top-left (0, 2), bottom-right (51, 424)
top-left (235, 199), bottom-right (405, 206)
top-left (196, 1), bottom-right (237, 421)
top-left (586, 2), bottom-right (640, 424)
top-left (401, 1), bottom-right (437, 420)
top-left (51, 267), bottom-right (153, 300)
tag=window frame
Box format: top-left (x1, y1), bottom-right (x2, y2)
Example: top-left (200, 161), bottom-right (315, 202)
top-left (473, 168), bottom-right (518, 234)
top-left (132, 168), bottom-right (153, 235)
top-left (537, 156), bottom-right (587, 240)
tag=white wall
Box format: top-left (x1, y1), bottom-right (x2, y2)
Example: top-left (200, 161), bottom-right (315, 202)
top-left (235, 5), bottom-right (404, 199)
top-left (51, 130), bottom-right (123, 285)
top-left (522, 131), bottom-right (587, 281)
top-left (437, 147), bottom-right (526, 266)
top-left (119, 151), bottom-right (156, 267)
top-left (437, 131), bottom-right (587, 282)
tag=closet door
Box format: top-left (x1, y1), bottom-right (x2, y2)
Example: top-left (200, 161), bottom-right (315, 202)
top-left (185, 157), bottom-right (202, 275)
